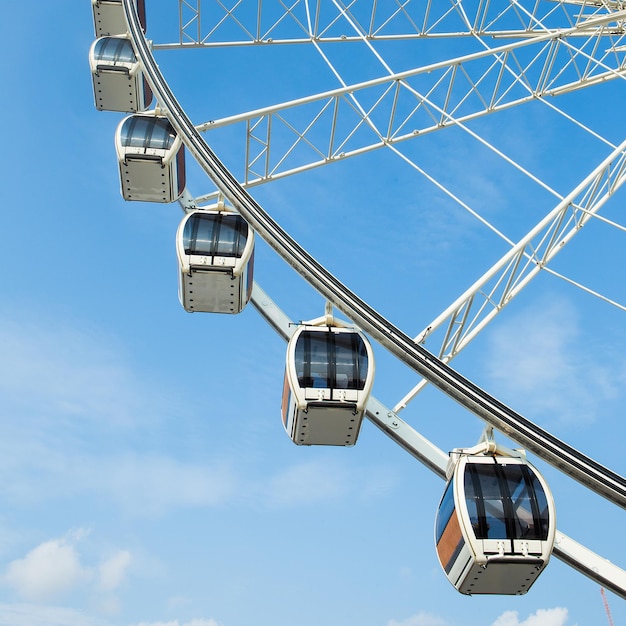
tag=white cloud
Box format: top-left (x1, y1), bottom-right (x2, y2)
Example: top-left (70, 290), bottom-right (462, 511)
top-left (97, 551), bottom-right (131, 592)
top-left (387, 612), bottom-right (448, 626)
top-left (1, 532), bottom-right (136, 613)
top-left (387, 608), bottom-right (572, 626)
top-left (0, 314), bottom-right (239, 516)
top-left (132, 621), bottom-right (220, 626)
top-left (484, 297), bottom-right (618, 425)
top-left (3, 536), bottom-right (92, 602)
top-left (491, 608), bottom-right (570, 626)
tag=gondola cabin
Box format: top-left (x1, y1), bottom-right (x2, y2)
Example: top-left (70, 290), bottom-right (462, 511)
top-left (435, 449), bottom-right (556, 595)
top-left (282, 325), bottom-right (374, 446)
top-left (115, 114), bottom-right (186, 203)
top-left (176, 209), bottom-right (255, 314)
top-left (89, 36), bottom-right (152, 112)
top-left (92, 0), bottom-right (146, 37)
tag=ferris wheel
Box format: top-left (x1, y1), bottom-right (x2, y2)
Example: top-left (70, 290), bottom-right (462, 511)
top-left (89, 0), bottom-right (626, 600)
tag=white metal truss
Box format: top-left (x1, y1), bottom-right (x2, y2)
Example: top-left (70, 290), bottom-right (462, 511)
top-left (394, 138), bottom-right (626, 411)
top-left (138, 2), bottom-right (626, 464)
top-left (171, 0), bottom-right (625, 45)
top-left (173, 1), bottom-right (626, 416)
top-left (179, 0), bottom-right (202, 43)
top-left (118, 0), bottom-right (626, 597)
top-left (250, 281), bottom-right (626, 599)
top-left (126, 0), bottom-right (626, 506)
top-left (189, 13), bottom-right (625, 196)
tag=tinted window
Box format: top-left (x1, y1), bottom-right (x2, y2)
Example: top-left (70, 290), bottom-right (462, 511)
top-left (94, 37), bottom-right (136, 63)
top-left (435, 479), bottom-right (456, 542)
top-left (294, 330), bottom-right (369, 390)
top-left (183, 213), bottom-right (248, 257)
top-left (120, 116), bottom-right (177, 150)
top-left (334, 332), bottom-right (368, 389)
top-left (295, 331), bottom-right (330, 388)
top-left (464, 461), bottom-right (549, 541)
top-left (508, 464), bottom-right (549, 540)
top-left (466, 464), bottom-right (508, 539)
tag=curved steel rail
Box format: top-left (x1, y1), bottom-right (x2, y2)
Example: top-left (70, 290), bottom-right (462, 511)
top-left (122, 1), bottom-right (626, 511)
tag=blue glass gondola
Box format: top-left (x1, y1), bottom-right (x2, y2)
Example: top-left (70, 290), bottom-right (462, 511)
top-left (282, 324), bottom-right (375, 446)
top-left (89, 36), bottom-right (152, 112)
top-left (435, 448), bottom-right (556, 595)
top-left (176, 209), bottom-right (255, 314)
top-left (115, 114), bottom-right (186, 203)
top-left (92, 0), bottom-right (146, 37)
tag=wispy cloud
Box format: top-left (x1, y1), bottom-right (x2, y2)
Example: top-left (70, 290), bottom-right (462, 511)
top-left (263, 459), bottom-right (350, 506)
top-left (0, 314), bottom-right (173, 430)
top-left (0, 313), bottom-right (239, 515)
top-left (387, 612), bottom-right (448, 626)
top-left (385, 608), bottom-right (572, 626)
top-left (260, 458), bottom-right (398, 507)
top-left (96, 550), bottom-right (132, 593)
top-left (131, 621), bottom-right (221, 626)
top-left (0, 313), bottom-right (395, 518)
top-left (94, 455), bottom-right (237, 514)
top-left (491, 608), bottom-right (571, 626)
top-left (0, 442), bottom-right (238, 515)
top-left (483, 296), bottom-right (620, 425)
top-left (0, 604), bottom-right (112, 626)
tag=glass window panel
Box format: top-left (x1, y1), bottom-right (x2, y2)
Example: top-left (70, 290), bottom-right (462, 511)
top-left (358, 341), bottom-right (368, 389)
top-left (529, 471), bottom-right (550, 540)
top-left (334, 333), bottom-right (367, 390)
top-left (463, 469), bottom-right (482, 538)
top-left (294, 330), bottom-right (369, 391)
top-left (120, 116), bottom-right (176, 150)
top-left (296, 332), bottom-right (330, 388)
top-left (501, 464), bottom-right (536, 539)
top-left (214, 216), bottom-right (248, 257)
top-left (294, 335), bottom-right (307, 386)
top-left (146, 118), bottom-right (176, 150)
top-left (94, 37), bottom-right (136, 63)
top-left (183, 214), bottom-right (216, 255)
top-left (472, 464), bottom-right (508, 539)
top-left (436, 479), bottom-right (456, 542)
top-left (183, 214), bottom-right (248, 257)
top-left (462, 461), bottom-right (551, 541)
top-left (533, 476), bottom-right (550, 541)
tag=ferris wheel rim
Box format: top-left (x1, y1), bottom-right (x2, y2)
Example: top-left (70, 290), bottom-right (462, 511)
top-left (103, 0), bottom-right (626, 598)
top-left (119, 0), bottom-right (626, 505)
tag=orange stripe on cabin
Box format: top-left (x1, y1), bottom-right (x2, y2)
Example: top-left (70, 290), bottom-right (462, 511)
top-left (437, 509), bottom-right (463, 572)
top-left (281, 372), bottom-right (291, 427)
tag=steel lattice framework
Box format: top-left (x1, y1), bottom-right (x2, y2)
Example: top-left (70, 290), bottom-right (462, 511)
top-left (173, 1), bottom-right (626, 417)
top-left (104, 0), bottom-right (626, 599)
top-left (173, 0), bottom-right (625, 44)
top-left (182, 12), bottom-right (626, 192)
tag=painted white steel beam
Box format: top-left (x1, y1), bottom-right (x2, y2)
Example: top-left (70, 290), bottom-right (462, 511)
top-left (172, 0), bottom-right (624, 45)
top-left (250, 282), bottom-right (626, 599)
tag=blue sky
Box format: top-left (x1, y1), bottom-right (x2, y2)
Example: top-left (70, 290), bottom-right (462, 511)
top-left (0, 1), bottom-right (625, 625)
